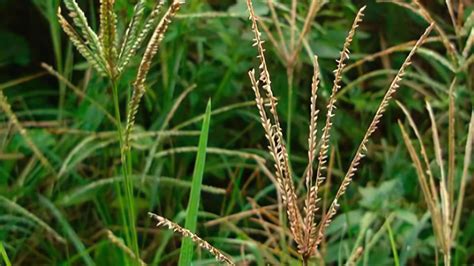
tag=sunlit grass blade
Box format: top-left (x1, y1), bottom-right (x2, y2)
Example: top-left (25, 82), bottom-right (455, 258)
top-left (178, 100), bottom-right (212, 266)
top-left (38, 195), bottom-right (95, 266)
top-left (0, 241), bottom-right (11, 266)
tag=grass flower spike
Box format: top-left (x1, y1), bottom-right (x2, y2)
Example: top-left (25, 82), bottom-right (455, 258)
top-left (246, 0), bottom-right (433, 262)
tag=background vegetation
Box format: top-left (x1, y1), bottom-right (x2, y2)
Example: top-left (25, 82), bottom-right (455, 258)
top-left (0, 0), bottom-right (472, 265)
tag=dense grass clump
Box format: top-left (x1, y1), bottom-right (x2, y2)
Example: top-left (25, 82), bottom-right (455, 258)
top-left (0, 0), bottom-right (472, 265)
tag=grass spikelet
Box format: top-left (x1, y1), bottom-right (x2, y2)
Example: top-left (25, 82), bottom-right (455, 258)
top-left (311, 5), bottom-right (365, 199)
top-left (148, 213), bottom-right (235, 265)
top-left (99, 0), bottom-right (118, 73)
top-left (302, 56), bottom-right (320, 252)
top-left (118, 0), bottom-right (165, 72)
top-left (303, 8), bottom-right (365, 255)
top-left (61, 0), bottom-right (105, 63)
top-left (313, 23), bottom-right (434, 250)
top-left (57, 8), bottom-right (108, 76)
top-left (118, 0), bottom-right (146, 63)
top-left (123, 0), bottom-right (182, 152)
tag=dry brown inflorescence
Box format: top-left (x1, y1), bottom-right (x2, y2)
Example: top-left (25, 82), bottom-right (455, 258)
top-left (246, 0), bottom-right (433, 262)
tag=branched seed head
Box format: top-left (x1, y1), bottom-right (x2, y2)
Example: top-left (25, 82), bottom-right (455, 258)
top-left (247, 0), bottom-right (304, 247)
top-left (123, 1), bottom-right (182, 153)
top-left (58, 0), bottom-right (179, 78)
top-left (312, 23), bottom-right (434, 251)
top-left (149, 213), bottom-right (235, 265)
top-left (301, 8), bottom-right (366, 255)
top-left (246, 0), bottom-right (433, 260)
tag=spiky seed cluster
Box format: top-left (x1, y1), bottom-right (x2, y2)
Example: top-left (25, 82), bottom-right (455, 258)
top-left (246, 0), bottom-right (433, 260)
top-left (149, 213), bottom-right (235, 265)
top-left (99, 0), bottom-right (118, 72)
top-left (123, 1), bottom-right (182, 152)
top-left (58, 0), bottom-right (177, 78)
top-left (118, 0), bottom-right (165, 72)
top-left (247, 0), bottom-right (303, 246)
top-left (313, 24), bottom-right (434, 251)
top-left (58, 0), bottom-right (182, 153)
top-left (302, 56), bottom-right (321, 250)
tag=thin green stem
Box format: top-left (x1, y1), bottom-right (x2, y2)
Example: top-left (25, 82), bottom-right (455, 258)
top-left (110, 78), bottom-right (139, 263)
top-left (386, 220), bottom-right (400, 266)
top-left (286, 67), bottom-right (294, 155)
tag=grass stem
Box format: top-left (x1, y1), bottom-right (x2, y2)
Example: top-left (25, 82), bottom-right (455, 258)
top-left (110, 78), bottom-right (139, 262)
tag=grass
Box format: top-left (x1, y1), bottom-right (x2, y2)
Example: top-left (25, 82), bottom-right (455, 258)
top-left (178, 100), bottom-right (212, 265)
top-left (0, 0), bottom-right (473, 265)
top-left (0, 241), bottom-right (11, 266)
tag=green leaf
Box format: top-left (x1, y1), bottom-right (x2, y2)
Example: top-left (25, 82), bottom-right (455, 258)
top-left (178, 100), bottom-right (212, 266)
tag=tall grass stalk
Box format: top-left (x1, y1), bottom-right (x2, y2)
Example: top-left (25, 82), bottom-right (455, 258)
top-left (57, 0), bottom-right (183, 260)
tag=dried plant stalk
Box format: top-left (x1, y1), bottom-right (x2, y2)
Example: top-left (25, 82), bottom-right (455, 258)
top-left (447, 78), bottom-right (456, 217)
top-left (453, 112), bottom-right (474, 239)
top-left (149, 213), bottom-right (235, 265)
top-left (398, 96), bottom-right (472, 266)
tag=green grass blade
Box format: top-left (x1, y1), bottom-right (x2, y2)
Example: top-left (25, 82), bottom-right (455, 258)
top-left (178, 100), bottom-right (212, 266)
top-left (386, 219), bottom-right (400, 266)
top-left (0, 196), bottom-right (65, 243)
top-left (0, 242), bottom-right (12, 266)
top-left (38, 195), bottom-right (95, 266)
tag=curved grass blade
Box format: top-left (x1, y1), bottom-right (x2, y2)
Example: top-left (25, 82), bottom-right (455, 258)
top-left (0, 196), bottom-right (65, 243)
top-left (38, 195), bottom-right (95, 266)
